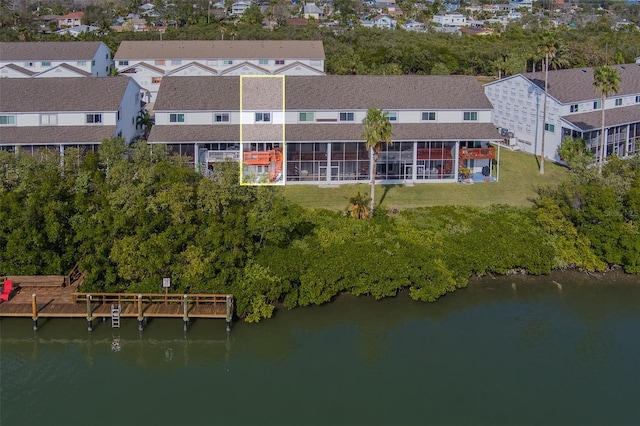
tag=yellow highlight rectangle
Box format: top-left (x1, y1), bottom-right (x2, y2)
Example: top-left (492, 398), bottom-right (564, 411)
top-left (239, 75), bottom-right (286, 186)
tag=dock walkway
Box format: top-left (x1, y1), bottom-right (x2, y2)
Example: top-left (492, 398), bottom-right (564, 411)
top-left (0, 275), bottom-right (233, 332)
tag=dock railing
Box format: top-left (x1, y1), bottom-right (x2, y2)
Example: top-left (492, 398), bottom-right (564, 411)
top-left (72, 293), bottom-right (231, 306)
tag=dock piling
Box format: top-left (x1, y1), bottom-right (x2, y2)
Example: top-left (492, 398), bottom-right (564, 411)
top-left (226, 295), bottom-right (232, 332)
top-left (86, 294), bottom-right (93, 331)
top-left (31, 293), bottom-right (38, 331)
top-left (137, 294), bottom-right (144, 331)
top-left (183, 294), bottom-right (189, 331)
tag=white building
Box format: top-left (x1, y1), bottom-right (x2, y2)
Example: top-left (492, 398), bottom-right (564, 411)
top-left (0, 77), bottom-right (143, 155)
top-left (148, 75), bottom-right (502, 184)
top-left (114, 40), bottom-right (326, 105)
top-left (484, 64), bottom-right (640, 162)
top-left (0, 41), bottom-right (112, 78)
top-left (231, 1), bottom-right (252, 15)
top-left (433, 13), bottom-right (468, 27)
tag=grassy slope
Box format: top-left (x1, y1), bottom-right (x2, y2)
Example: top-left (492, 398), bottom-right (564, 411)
top-left (282, 149), bottom-right (569, 211)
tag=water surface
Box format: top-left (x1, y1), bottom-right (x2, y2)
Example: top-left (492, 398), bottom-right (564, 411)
top-left (1, 271), bottom-right (639, 426)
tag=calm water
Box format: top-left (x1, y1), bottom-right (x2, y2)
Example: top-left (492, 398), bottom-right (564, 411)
top-left (1, 272), bottom-right (639, 426)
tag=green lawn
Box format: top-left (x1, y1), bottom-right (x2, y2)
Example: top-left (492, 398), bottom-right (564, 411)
top-left (282, 149), bottom-right (569, 210)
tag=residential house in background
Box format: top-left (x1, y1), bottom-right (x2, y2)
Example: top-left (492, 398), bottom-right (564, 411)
top-left (303, 3), bottom-right (325, 19)
top-left (148, 75), bottom-right (502, 184)
top-left (0, 41), bottom-right (113, 77)
top-left (55, 25), bottom-right (99, 37)
top-left (57, 12), bottom-right (84, 28)
top-left (361, 14), bottom-right (397, 29)
top-left (0, 77), bottom-right (143, 155)
top-left (231, 1), bottom-right (252, 16)
top-left (433, 13), bottom-right (468, 27)
top-left (484, 63), bottom-right (640, 162)
top-left (114, 40), bottom-right (326, 105)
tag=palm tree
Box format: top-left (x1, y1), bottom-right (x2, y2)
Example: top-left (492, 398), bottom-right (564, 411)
top-left (136, 111), bottom-right (155, 140)
top-left (537, 32), bottom-right (560, 175)
top-left (593, 65), bottom-right (621, 175)
top-left (362, 108), bottom-right (393, 216)
top-left (348, 192), bottom-right (371, 219)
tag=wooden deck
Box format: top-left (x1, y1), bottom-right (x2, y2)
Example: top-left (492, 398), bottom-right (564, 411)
top-left (0, 275), bottom-right (233, 330)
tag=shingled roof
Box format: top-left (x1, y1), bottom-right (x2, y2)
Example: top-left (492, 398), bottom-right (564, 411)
top-left (154, 75), bottom-right (493, 111)
top-left (114, 40), bottom-right (325, 61)
top-left (0, 41), bottom-right (105, 61)
top-left (562, 104), bottom-right (640, 131)
top-left (148, 123), bottom-right (501, 143)
top-left (522, 63), bottom-right (640, 104)
top-left (0, 126), bottom-right (117, 145)
top-left (0, 77), bottom-right (134, 112)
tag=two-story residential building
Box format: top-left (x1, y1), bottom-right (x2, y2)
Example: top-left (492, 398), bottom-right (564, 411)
top-left (361, 15), bottom-right (397, 29)
top-left (148, 75), bottom-right (502, 185)
top-left (114, 40), bottom-right (326, 105)
top-left (0, 41), bottom-right (112, 78)
top-left (0, 77), bottom-right (143, 155)
top-left (433, 13), bottom-right (468, 27)
top-left (484, 63), bottom-right (640, 162)
top-left (57, 12), bottom-right (85, 28)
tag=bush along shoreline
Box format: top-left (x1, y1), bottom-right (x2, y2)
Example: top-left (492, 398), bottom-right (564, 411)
top-left (0, 142), bottom-right (638, 322)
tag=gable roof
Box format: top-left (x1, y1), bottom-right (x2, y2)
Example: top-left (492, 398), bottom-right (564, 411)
top-left (219, 61), bottom-right (270, 75)
top-left (59, 12), bottom-right (85, 20)
top-left (33, 63), bottom-right (92, 77)
top-left (522, 63), bottom-right (640, 104)
top-left (0, 77), bottom-right (134, 112)
top-left (0, 41), bottom-right (104, 61)
top-left (274, 61), bottom-right (325, 75)
top-left (0, 63), bottom-right (37, 76)
top-left (154, 75), bottom-right (493, 111)
top-left (114, 40), bottom-right (325, 61)
top-left (167, 61), bottom-right (218, 75)
top-left (119, 61), bottom-right (164, 74)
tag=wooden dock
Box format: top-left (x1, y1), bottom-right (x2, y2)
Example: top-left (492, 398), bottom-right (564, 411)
top-left (0, 275), bottom-right (233, 332)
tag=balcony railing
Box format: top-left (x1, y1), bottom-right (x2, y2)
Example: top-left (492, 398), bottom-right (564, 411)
top-left (459, 147), bottom-right (496, 160)
top-left (206, 150), bottom-right (240, 162)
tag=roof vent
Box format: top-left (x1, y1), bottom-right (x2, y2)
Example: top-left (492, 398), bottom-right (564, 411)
top-left (620, 66), bottom-right (625, 69)
top-left (581, 69), bottom-right (587, 73)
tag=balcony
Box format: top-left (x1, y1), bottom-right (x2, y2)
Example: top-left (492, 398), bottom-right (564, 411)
top-left (459, 147), bottom-right (496, 160)
top-left (206, 150), bottom-right (240, 162)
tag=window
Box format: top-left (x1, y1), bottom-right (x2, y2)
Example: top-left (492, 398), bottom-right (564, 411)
top-left (117, 109), bottom-right (121, 121)
top-left (215, 113), bottom-right (230, 122)
top-left (421, 112), bottom-right (436, 121)
top-left (255, 112), bottom-right (271, 122)
top-left (41, 61), bottom-right (51, 67)
top-left (151, 77), bottom-right (162, 84)
top-left (40, 114), bottom-right (57, 125)
top-left (92, 60), bottom-right (95, 66)
top-left (170, 113), bottom-right (185, 123)
top-left (593, 100), bottom-right (601, 109)
top-left (77, 61), bottom-right (87, 66)
top-left (135, 93), bottom-right (139, 104)
top-left (118, 60), bottom-right (129, 66)
top-left (106, 54), bottom-right (109, 59)
top-left (275, 60), bottom-right (285, 65)
top-left (615, 98), bottom-right (622, 106)
top-left (259, 59), bottom-right (268, 65)
top-left (171, 60), bottom-right (182, 65)
top-left (155, 60), bottom-right (166, 66)
top-left (570, 104), bottom-right (579, 112)
top-left (0, 115), bottom-right (16, 125)
top-left (463, 111), bottom-right (478, 121)
top-left (544, 123), bottom-right (555, 133)
top-left (636, 96), bottom-right (640, 103)
top-left (86, 114), bottom-right (102, 124)
top-left (299, 112), bottom-right (315, 122)
top-left (223, 60), bottom-right (234, 65)
top-left (339, 112), bottom-right (355, 122)
top-left (387, 112), bottom-right (398, 122)
top-left (24, 62), bottom-right (34, 67)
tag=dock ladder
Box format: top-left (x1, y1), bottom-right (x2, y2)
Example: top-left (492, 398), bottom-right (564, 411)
top-left (111, 304), bottom-right (122, 328)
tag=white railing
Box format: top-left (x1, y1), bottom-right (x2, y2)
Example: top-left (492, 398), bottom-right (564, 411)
top-left (206, 150), bottom-right (240, 162)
